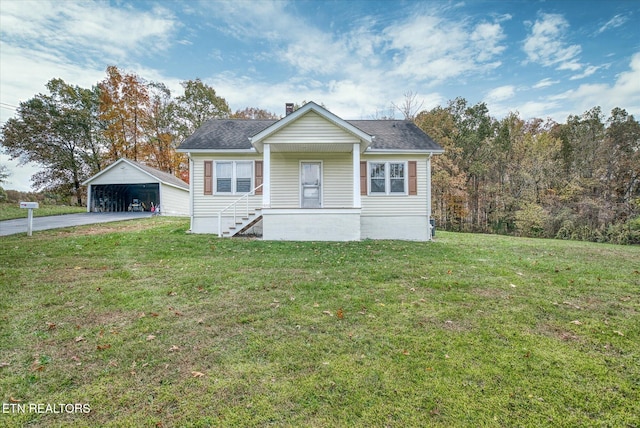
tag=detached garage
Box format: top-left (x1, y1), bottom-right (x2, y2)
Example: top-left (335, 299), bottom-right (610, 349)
top-left (83, 158), bottom-right (190, 216)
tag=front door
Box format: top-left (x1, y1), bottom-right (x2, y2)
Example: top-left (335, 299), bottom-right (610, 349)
top-left (301, 162), bottom-right (321, 208)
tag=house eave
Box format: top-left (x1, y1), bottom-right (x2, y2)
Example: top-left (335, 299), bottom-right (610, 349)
top-left (178, 148), bottom-right (258, 154)
top-left (364, 149), bottom-right (445, 155)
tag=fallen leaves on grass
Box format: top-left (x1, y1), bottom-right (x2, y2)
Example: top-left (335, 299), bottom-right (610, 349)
top-left (561, 332), bottom-right (578, 341)
top-left (336, 308), bottom-right (344, 319)
top-left (613, 330), bottom-right (624, 336)
top-left (96, 344), bottom-right (111, 351)
top-left (191, 371), bottom-right (205, 378)
top-left (168, 307), bottom-right (183, 316)
top-left (570, 320), bottom-right (582, 325)
top-left (169, 345), bottom-right (180, 352)
top-left (46, 322), bottom-right (56, 330)
top-left (74, 336), bottom-right (85, 342)
top-left (146, 335), bottom-right (156, 341)
top-left (10, 397), bottom-right (21, 403)
top-left (562, 301), bottom-right (581, 309)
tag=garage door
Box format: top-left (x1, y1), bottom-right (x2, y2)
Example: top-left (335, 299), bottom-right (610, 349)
top-left (89, 183), bottom-right (160, 212)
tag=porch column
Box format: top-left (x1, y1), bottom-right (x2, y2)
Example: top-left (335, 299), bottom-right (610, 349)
top-left (426, 154), bottom-right (432, 240)
top-left (352, 143), bottom-right (361, 208)
top-left (188, 156), bottom-right (194, 230)
top-left (263, 143), bottom-right (271, 208)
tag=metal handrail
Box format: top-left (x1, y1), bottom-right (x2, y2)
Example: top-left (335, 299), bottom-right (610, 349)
top-left (218, 184), bottom-right (263, 237)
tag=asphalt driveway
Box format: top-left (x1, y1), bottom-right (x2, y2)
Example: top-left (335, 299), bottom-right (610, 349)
top-left (0, 212), bottom-right (152, 236)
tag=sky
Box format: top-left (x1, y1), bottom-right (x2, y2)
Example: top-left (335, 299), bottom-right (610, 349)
top-left (1, 0), bottom-right (639, 192)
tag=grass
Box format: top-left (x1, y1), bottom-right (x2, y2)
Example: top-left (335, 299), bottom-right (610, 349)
top-left (0, 217), bottom-right (638, 427)
top-left (0, 203), bottom-right (86, 221)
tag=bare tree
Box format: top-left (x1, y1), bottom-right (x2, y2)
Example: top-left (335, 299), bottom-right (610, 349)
top-left (392, 90), bottom-right (424, 121)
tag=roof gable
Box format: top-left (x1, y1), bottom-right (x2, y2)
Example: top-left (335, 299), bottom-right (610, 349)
top-left (250, 102), bottom-right (373, 153)
top-left (82, 158), bottom-right (189, 190)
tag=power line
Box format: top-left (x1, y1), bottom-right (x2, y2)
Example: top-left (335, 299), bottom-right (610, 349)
top-left (0, 102), bottom-right (18, 111)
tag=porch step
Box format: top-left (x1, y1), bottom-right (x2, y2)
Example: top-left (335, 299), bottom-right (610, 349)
top-left (220, 213), bottom-right (263, 238)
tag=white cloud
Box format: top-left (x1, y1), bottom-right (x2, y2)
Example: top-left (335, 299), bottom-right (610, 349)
top-left (471, 22), bottom-right (507, 61)
top-left (0, 42), bottom-right (105, 119)
top-left (383, 14), bottom-right (506, 82)
top-left (561, 52), bottom-right (640, 115)
top-left (486, 85), bottom-right (516, 102)
top-left (0, 153), bottom-right (40, 192)
top-left (512, 52), bottom-right (640, 122)
top-left (523, 13), bottom-right (582, 71)
top-left (517, 100), bottom-right (564, 120)
top-left (532, 78), bottom-right (559, 89)
top-left (0, 0), bottom-right (178, 62)
top-left (596, 14), bottom-right (630, 34)
top-left (569, 65), bottom-right (602, 80)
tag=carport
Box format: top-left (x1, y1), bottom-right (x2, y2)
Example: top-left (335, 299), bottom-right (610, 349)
top-left (88, 183), bottom-right (159, 212)
top-left (83, 158), bottom-right (190, 216)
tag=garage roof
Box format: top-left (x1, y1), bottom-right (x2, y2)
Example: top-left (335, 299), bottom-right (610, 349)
top-left (82, 158), bottom-right (189, 190)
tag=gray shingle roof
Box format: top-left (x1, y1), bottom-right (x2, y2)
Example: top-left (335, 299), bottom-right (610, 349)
top-left (349, 120), bottom-right (442, 151)
top-left (180, 120), bottom-right (275, 150)
top-left (127, 159), bottom-right (189, 190)
top-left (178, 118), bottom-right (442, 152)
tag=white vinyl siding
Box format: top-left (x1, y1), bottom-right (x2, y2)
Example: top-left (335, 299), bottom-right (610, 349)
top-left (361, 155), bottom-right (428, 216)
top-left (263, 111), bottom-right (360, 147)
top-left (191, 154), bottom-right (263, 218)
top-left (270, 153), bottom-right (352, 208)
top-left (88, 162), bottom-right (153, 185)
top-left (159, 184), bottom-right (190, 216)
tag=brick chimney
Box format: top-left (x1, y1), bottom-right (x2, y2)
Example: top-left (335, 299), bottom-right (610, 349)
top-left (285, 103), bottom-right (294, 116)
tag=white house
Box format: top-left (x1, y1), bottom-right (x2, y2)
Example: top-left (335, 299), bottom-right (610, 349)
top-left (83, 158), bottom-right (190, 216)
top-left (178, 102), bottom-right (444, 241)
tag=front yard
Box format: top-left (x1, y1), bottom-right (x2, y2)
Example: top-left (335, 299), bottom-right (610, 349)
top-left (1, 217), bottom-right (638, 426)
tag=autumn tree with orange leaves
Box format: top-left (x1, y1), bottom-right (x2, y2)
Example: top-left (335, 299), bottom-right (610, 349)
top-left (98, 65), bottom-right (150, 163)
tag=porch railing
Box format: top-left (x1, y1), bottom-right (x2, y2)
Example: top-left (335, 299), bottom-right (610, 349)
top-left (218, 184), bottom-right (263, 237)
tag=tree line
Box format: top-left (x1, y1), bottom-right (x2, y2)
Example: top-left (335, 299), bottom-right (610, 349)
top-left (1, 67), bottom-right (638, 243)
top-left (415, 98), bottom-right (640, 244)
top-left (0, 66), bottom-right (278, 205)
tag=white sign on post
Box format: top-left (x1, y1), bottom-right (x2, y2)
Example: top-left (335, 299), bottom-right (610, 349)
top-left (20, 202), bottom-right (39, 209)
top-left (19, 201), bottom-right (39, 236)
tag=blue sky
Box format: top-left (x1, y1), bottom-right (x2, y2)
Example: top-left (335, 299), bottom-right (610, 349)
top-left (1, 0), bottom-right (639, 191)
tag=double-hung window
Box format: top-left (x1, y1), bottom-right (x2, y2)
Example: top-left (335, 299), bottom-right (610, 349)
top-left (369, 161), bottom-right (407, 195)
top-left (215, 161), bottom-right (253, 194)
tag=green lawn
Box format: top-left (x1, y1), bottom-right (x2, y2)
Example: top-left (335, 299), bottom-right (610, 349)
top-left (0, 203), bottom-right (86, 221)
top-left (1, 218), bottom-right (638, 427)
